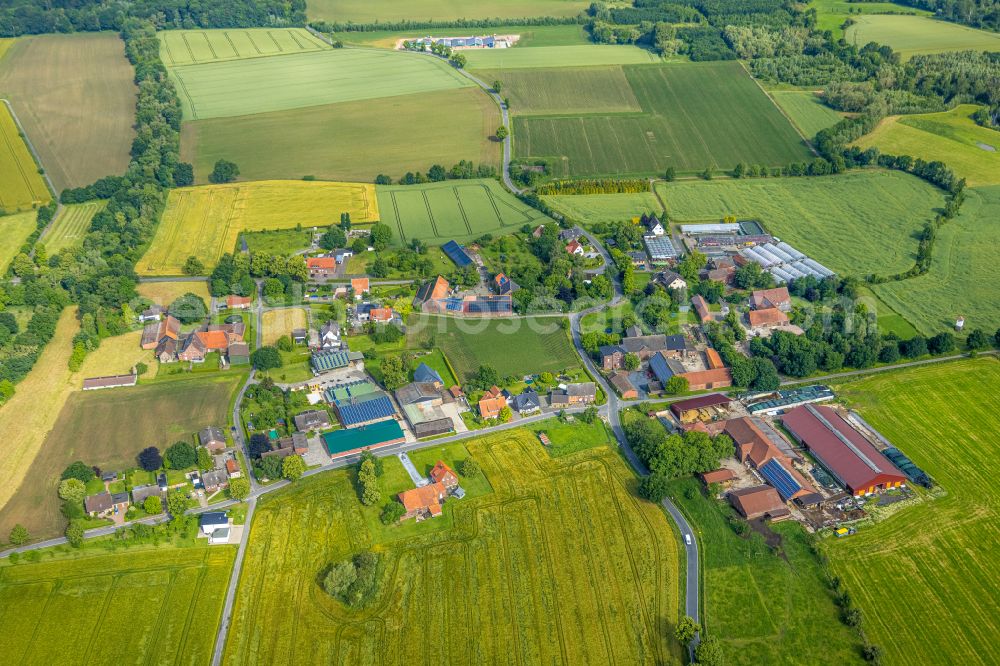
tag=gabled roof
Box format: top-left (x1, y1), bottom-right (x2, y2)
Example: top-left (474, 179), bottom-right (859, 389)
top-left (478, 396), bottom-right (505, 418)
top-left (199, 512), bottom-right (228, 528)
top-left (705, 347), bottom-right (725, 369)
top-left (199, 426), bottom-right (226, 446)
top-left (670, 394), bottom-right (730, 416)
top-left (85, 492), bottom-right (112, 513)
top-left (750, 287), bottom-right (790, 310)
top-left (413, 362), bottom-right (443, 385)
top-left (351, 277), bottom-right (369, 293)
top-left (395, 382), bottom-right (442, 405)
top-left (512, 389), bottom-right (542, 411)
top-left (682, 367), bottom-right (732, 387)
top-left (664, 334), bottom-right (687, 351)
top-left (195, 329), bottom-right (230, 351)
top-left (442, 240), bottom-right (473, 267)
top-left (322, 419), bottom-right (404, 455)
top-left (227, 295), bottom-right (251, 307)
top-left (620, 335), bottom-right (667, 354)
top-left (691, 294), bottom-right (712, 323)
top-left (415, 276), bottom-right (450, 304)
top-left (729, 485), bottom-right (787, 519)
top-left (748, 307), bottom-right (789, 327)
top-left (649, 351), bottom-right (686, 384)
top-left (609, 371), bottom-right (636, 394)
top-left (335, 393), bottom-right (395, 426)
top-left (307, 256), bottom-right (336, 269)
top-left (429, 461), bottom-right (457, 485)
top-left (398, 481), bottom-right (446, 512)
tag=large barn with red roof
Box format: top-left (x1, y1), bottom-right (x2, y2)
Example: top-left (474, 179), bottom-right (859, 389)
top-left (781, 404), bottom-right (906, 496)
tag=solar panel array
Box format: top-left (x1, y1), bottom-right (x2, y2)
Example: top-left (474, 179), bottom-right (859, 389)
top-left (739, 241), bottom-right (834, 284)
top-left (335, 394), bottom-right (396, 427)
top-left (442, 240), bottom-right (473, 267)
top-left (466, 296), bottom-right (512, 314)
top-left (760, 458), bottom-right (802, 500)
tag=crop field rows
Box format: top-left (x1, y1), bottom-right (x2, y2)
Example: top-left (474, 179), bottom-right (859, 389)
top-left (829, 359), bottom-right (1000, 664)
top-left (0, 547), bottom-right (235, 664)
top-left (770, 91), bottom-right (843, 139)
top-left (376, 180), bottom-right (547, 245)
top-left (223, 431), bottom-right (681, 665)
top-left (512, 62), bottom-right (812, 177)
top-left (41, 201), bottom-right (105, 253)
top-left (139, 180), bottom-right (377, 275)
top-left (159, 28), bottom-right (330, 66)
top-left (0, 211), bottom-right (36, 272)
top-left (0, 103), bottom-right (49, 212)
top-left (170, 48), bottom-right (472, 120)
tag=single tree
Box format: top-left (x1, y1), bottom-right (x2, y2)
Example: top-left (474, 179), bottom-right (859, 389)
top-left (197, 447), bottom-right (213, 471)
top-left (9, 524), bottom-right (29, 545)
top-left (168, 292), bottom-right (208, 325)
top-left (229, 477), bottom-right (251, 501)
top-left (138, 446), bottom-right (163, 472)
top-left (380, 500), bottom-right (405, 524)
top-left (664, 375), bottom-right (689, 395)
top-left (639, 473), bottom-right (671, 502)
top-left (664, 166), bottom-right (676, 182)
top-left (460, 458), bottom-right (480, 478)
top-left (675, 615), bottom-right (701, 644)
top-left (209, 159), bottom-right (240, 184)
top-left (61, 460), bottom-right (95, 484)
top-left (143, 495), bottom-right (163, 514)
top-left (165, 441), bottom-right (197, 469)
top-left (275, 335), bottom-right (294, 352)
top-left (65, 521), bottom-right (85, 548)
top-left (369, 223), bottom-right (393, 251)
top-left (694, 635), bottom-right (724, 666)
top-left (282, 455), bottom-right (306, 481)
top-left (323, 560), bottom-right (357, 599)
top-left (624, 352), bottom-right (641, 371)
top-left (492, 79), bottom-right (503, 93)
top-left (58, 478), bottom-right (87, 504)
top-left (182, 255), bottom-right (205, 275)
top-left (251, 346), bottom-right (283, 371)
top-left (166, 489), bottom-right (188, 518)
top-left (495, 125), bottom-right (509, 141)
top-left (173, 162), bottom-right (194, 187)
top-left (498, 405), bottom-right (513, 423)
top-left (319, 226), bottom-right (347, 250)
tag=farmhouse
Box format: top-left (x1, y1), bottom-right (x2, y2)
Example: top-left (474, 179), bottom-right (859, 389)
top-left (226, 295), bottom-right (252, 309)
top-left (728, 485), bottom-right (791, 521)
top-left (620, 333), bottom-right (668, 359)
top-left (643, 215), bottom-right (665, 236)
top-left (131, 484), bottom-right (163, 505)
top-left (319, 321), bottom-right (341, 349)
top-left (478, 395), bottom-right (506, 420)
top-left (550, 382), bottom-right (596, 406)
top-left (609, 371), bottom-right (638, 399)
top-left (321, 419), bottom-right (406, 459)
top-left (293, 409), bottom-right (331, 432)
top-left (430, 461), bottom-right (460, 490)
top-left (199, 512), bottom-right (230, 544)
top-left (750, 287), bottom-right (791, 312)
top-left (141, 315), bottom-right (180, 350)
top-left (82, 373), bottom-right (137, 390)
top-left (566, 240), bottom-right (584, 255)
top-left (511, 388), bottom-right (542, 414)
top-left (198, 426), bottom-right (227, 452)
top-left (599, 345), bottom-right (625, 370)
top-left (398, 482), bottom-right (447, 521)
top-left (691, 295), bottom-right (713, 324)
top-left (748, 307), bottom-right (790, 329)
top-left (351, 277), bottom-right (369, 296)
top-left (493, 272), bottom-right (518, 296)
top-left (782, 404), bottom-right (906, 496)
top-left (333, 392), bottom-right (397, 428)
top-left (292, 328), bottom-right (308, 344)
top-left (307, 256), bottom-right (337, 278)
top-left (84, 492), bottom-right (113, 516)
top-left (201, 469), bottom-right (229, 493)
top-left (656, 271), bottom-right (687, 292)
top-left (413, 362), bottom-right (443, 386)
top-left (681, 368), bottom-right (732, 391)
top-left (414, 276), bottom-right (451, 308)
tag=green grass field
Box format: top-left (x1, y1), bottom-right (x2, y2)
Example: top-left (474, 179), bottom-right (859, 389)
top-left (222, 427), bottom-right (682, 664)
top-left (376, 179), bottom-right (549, 245)
top-left (335, 24), bottom-right (590, 49)
top-left (854, 105), bottom-right (1000, 187)
top-left (0, 546), bottom-right (235, 663)
top-left (0, 33), bottom-right (136, 192)
top-left (182, 87), bottom-right (499, 184)
top-left (139, 180), bottom-right (377, 275)
top-left (41, 200), bottom-right (105, 253)
top-left (476, 66), bottom-right (642, 114)
top-left (845, 14), bottom-right (1000, 59)
top-left (770, 91), bottom-right (844, 139)
top-left (669, 477), bottom-right (863, 664)
top-left (0, 103), bottom-right (50, 212)
top-left (0, 211), bottom-right (36, 272)
top-left (658, 170), bottom-right (945, 277)
top-left (158, 28), bottom-right (329, 66)
top-left (171, 47), bottom-right (472, 120)
top-left (307, 0), bottom-right (590, 22)
top-left (827, 359), bottom-right (1000, 665)
top-left (872, 185), bottom-right (1000, 335)
top-left (542, 191), bottom-right (661, 225)
top-left (808, 0), bottom-right (931, 36)
top-left (466, 44), bottom-right (660, 69)
top-left (0, 373), bottom-right (243, 540)
top-left (514, 62), bottom-right (812, 177)
top-left (241, 228), bottom-right (312, 255)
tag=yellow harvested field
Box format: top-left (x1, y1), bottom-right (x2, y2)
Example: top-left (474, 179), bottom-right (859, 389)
top-left (77, 330), bottom-right (154, 382)
top-left (0, 102), bottom-right (51, 212)
top-left (0, 308), bottom-right (79, 517)
top-left (0, 211), bottom-right (36, 272)
top-left (137, 280), bottom-right (210, 306)
top-left (138, 180), bottom-right (378, 275)
top-left (262, 307), bottom-right (307, 344)
top-left (0, 38), bottom-right (16, 62)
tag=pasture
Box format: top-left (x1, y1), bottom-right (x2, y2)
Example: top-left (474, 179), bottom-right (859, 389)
top-left (475, 66), bottom-right (642, 114)
top-left (0, 103), bottom-right (50, 212)
top-left (76, 330), bottom-right (152, 380)
top-left (408, 315), bottom-right (581, 380)
top-left (514, 62), bottom-right (812, 177)
top-left (465, 44), bottom-right (660, 69)
top-left (170, 47), bottom-right (471, 120)
top-left (307, 0), bottom-right (590, 23)
top-left (542, 191), bottom-right (661, 225)
top-left (138, 181), bottom-right (377, 276)
top-left (0, 547), bottom-right (234, 663)
top-left (262, 308), bottom-right (308, 345)
top-left (828, 359), bottom-right (1000, 665)
top-left (872, 185), bottom-right (1000, 335)
top-left (657, 170), bottom-right (945, 277)
top-left (0, 308), bottom-right (78, 534)
top-left (137, 279), bottom-right (211, 306)
top-left (376, 179), bottom-right (549, 245)
top-left (854, 105), bottom-right (1000, 187)
top-left (0, 373), bottom-right (242, 539)
top-left (808, 0), bottom-right (931, 36)
top-left (158, 28), bottom-right (329, 66)
top-left (41, 201), bottom-right (105, 253)
top-left (845, 14), bottom-right (1000, 59)
top-left (0, 211), bottom-right (36, 272)
top-left (669, 477), bottom-right (862, 664)
top-left (770, 91), bottom-right (844, 139)
top-left (0, 33), bottom-right (136, 191)
top-left (222, 428), bottom-right (682, 664)
top-left (182, 88), bottom-right (499, 184)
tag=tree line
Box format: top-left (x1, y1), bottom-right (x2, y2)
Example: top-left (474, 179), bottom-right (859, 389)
top-left (309, 15), bottom-right (586, 34)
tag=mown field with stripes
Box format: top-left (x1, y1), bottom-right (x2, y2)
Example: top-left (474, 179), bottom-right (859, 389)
top-left (0, 546), bottom-right (234, 664)
top-left (376, 179), bottom-right (548, 245)
top-left (158, 28), bottom-right (329, 66)
top-left (223, 430), bottom-right (682, 665)
top-left (828, 358), bottom-right (1000, 665)
top-left (41, 201), bottom-right (105, 253)
top-left (0, 103), bottom-right (49, 212)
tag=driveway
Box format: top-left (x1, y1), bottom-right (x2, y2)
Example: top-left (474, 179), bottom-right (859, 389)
top-left (398, 452), bottom-right (427, 487)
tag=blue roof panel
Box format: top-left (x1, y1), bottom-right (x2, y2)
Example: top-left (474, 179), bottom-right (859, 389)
top-left (335, 394), bottom-right (396, 427)
top-left (442, 240), bottom-right (473, 267)
top-left (760, 458), bottom-right (801, 501)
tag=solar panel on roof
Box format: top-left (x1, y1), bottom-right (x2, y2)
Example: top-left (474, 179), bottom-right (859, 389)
top-left (760, 459), bottom-right (801, 500)
top-left (442, 240), bottom-right (473, 267)
top-left (336, 394), bottom-right (395, 427)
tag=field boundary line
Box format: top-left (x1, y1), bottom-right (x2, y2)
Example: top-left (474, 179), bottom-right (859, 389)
top-left (388, 191), bottom-right (406, 242)
top-left (266, 30), bottom-right (283, 53)
top-left (422, 191), bottom-right (441, 238)
top-left (452, 186), bottom-right (474, 235)
top-left (740, 60), bottom-right (820, 156)
top-left (181, 32), bottom-right (197, 64)
top-left (203, 31), bottom-right (220, 61)
top-left (223, 32), bottom-right (240, 60)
